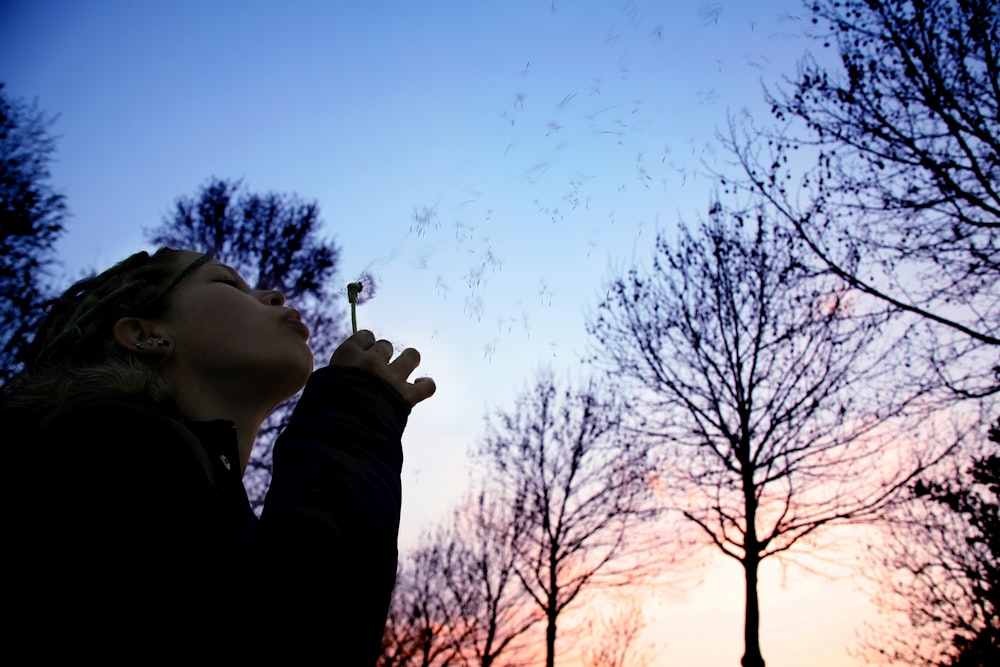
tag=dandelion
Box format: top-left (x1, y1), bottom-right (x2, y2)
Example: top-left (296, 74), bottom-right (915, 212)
top-left (346, 271), bottom-right (377, 334)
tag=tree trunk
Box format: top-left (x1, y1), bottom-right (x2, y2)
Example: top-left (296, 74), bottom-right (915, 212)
top-left (741, 553), bottom-right (765, 667)
top-left (545, 610), bottom-right (557, 667)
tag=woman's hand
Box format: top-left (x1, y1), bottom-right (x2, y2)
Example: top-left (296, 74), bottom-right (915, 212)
top-left (328, 329), bottom-right (436, 407)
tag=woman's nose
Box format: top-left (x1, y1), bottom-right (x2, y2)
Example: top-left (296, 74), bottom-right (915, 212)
top-left (259, 289), bottom-right (285, 306)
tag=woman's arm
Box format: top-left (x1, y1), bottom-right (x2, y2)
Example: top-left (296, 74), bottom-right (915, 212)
top-left (258, 330), bottom-right (434, 664)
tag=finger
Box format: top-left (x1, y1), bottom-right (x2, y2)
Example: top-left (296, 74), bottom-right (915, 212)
top-left (352, 329), bottom-right (377, 347)
top-left (329, 329), bottom-right (376, 365)
top-left (388, 347), bottom-right (421, 376)
top-left (374, 339), bottom-right (394, 359)
top-left (405, 376), bottom-right (437, 405)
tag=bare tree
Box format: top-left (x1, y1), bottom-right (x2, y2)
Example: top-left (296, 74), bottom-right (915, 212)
top-left (379, 532), bottom-right (465, 667)
top-left (381, 487), bottom-right (543, 667)
top-left (476, 369), bottom-right (659, 667)
top-left (581, 598), bottom-right (655, 667)
top-left (710, 1), bottom-right (999, 659)
top-left (587, 199), bottom-right (951, 667)
top-left (439, 486), bottom-right (544, 666)
top-left (726, 0), bottom-right (999, 397)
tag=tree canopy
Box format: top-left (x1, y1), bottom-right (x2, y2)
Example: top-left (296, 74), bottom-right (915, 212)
top-left (0, 84), bottom-right (67, 385)
top-left (859, 416), bottom-right (999, 666)
top-left (728, 0), bottom-right (999, 396)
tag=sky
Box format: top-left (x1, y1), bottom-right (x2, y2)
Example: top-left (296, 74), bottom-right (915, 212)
top-left (1, 1), bottom-right (882, 664)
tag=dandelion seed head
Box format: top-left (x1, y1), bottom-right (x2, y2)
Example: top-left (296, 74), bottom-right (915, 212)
top-left (351, 271), bottom-right (378, 305)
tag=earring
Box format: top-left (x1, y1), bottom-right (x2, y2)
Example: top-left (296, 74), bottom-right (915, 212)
top-left (135, 341), bottom-right (147, 350)
top-left (135, 338), bottom-right (169, 350)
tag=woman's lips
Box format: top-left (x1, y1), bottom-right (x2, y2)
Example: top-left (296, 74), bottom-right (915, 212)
top-left (283, 310), bottom-right (310, 339)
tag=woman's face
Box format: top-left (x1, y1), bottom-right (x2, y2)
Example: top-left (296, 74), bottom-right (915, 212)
top-left (157, 251), bottom-right (314, 407)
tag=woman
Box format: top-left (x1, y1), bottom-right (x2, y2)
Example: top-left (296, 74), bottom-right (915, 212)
top-left (0, 247), bottom-right (436, 663)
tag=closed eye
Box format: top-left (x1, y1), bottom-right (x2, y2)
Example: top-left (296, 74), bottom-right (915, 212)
top-left (208, 263), bottom-right (252, 290)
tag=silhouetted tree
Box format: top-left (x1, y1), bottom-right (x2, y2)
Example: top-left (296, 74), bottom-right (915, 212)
top-left (477, 370), bottom-right (659, 667)
top-left (0, 84), bottom-right (67, 385)
top-left (379, 531), bottom-right (465, 667)
top-left (382, 481), bottom-right (544, 666)
top-left (587, 200), bottom-right (949, 667)
top-left (858, 416), bottom-right (999, 666)
top-left (581, 598), bottom-right (654, 667)
top-left (146, 176), bottom-right (346, 506)
top-left (727, 0), bottom-right (999, 396)
top-left (385, 467), bottom-right (580, 667)
top-left (439, 486), bottom-right (544, 666)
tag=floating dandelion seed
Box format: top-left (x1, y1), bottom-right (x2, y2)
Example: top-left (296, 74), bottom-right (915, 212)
top-left (346, 271), bottom-right (377, 334)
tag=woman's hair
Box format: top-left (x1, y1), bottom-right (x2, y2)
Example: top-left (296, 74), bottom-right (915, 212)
top-left (2, 247), bottom-right (202, 419)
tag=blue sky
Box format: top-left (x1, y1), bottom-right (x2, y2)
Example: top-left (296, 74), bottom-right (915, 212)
top-left (2, 1), bottom-right (872, 664)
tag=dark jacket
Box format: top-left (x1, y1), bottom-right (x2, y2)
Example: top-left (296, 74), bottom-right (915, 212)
top-left (1, 365), bottom-right (410, 665)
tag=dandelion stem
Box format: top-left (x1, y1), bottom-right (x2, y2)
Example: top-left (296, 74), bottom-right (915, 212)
top-left (347, 282), bottom-right (363, 334)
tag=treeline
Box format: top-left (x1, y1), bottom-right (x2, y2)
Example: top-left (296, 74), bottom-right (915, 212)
top-left (377, 2), bottom-right (998, 665)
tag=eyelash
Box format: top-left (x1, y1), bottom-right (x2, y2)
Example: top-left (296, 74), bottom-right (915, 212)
top-left (216, 278), bottom-right (241, 288)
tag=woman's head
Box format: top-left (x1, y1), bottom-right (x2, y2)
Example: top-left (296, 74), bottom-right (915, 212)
top-left (5, 247), bottom-right (314, 419)
top-left (125, 249), bottom-right (314, 417)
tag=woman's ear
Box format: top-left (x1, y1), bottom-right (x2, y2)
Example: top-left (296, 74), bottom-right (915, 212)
top-left (113, 317), bottom-right (172, 356)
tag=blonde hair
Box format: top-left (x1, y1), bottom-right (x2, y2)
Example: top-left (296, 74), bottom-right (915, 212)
top-left (2, 247), bottom-right (208, 420)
